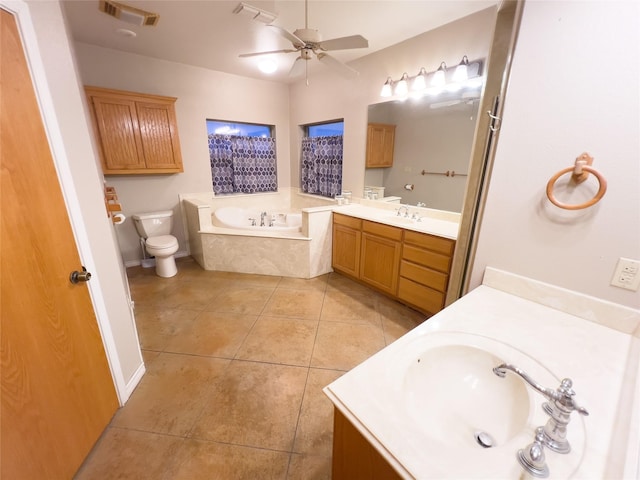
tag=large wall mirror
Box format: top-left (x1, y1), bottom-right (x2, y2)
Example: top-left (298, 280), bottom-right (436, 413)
top-left (364, 86), bottom-right (482, 212)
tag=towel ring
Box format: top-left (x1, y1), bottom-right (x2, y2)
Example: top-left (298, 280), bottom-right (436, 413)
top-left (546, 155), bottom-right (607, 210)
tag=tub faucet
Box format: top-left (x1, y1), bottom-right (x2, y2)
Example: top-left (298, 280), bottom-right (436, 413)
top-left (260, 211), bottom-right (267, 226)
top-left (493, 363), bottom-right (588, 454)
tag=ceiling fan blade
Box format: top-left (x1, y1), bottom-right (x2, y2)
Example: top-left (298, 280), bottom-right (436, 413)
top-left (317, 52), bottom-right (359, 78)
top-left (289, 56), bottom-right (306, 77)
top-left (318, 34), bottom-right (369, 51)
top-left (239, 49), bottom-right (298, 58)
top-left (267, 25), bottom-right (305, 48)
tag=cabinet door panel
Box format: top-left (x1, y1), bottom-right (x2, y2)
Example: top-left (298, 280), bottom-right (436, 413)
top-left (360, 233), bottom-right (400, 295)
top-left (136, 102), bottom-right (183, 170)
top-left (92, 98), bottom-right (145, 170)
top-left (332, 224), bottom-right (361, 278)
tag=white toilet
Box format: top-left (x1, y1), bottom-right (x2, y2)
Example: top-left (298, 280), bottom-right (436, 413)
top-left (132, 210), bottom-right (179, 278)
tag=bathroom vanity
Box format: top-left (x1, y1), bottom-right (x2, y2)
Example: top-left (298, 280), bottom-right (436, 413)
top-left (324, 268), bottom-right (640, 479)
top-left (332, 204), bottom-right (458, 315)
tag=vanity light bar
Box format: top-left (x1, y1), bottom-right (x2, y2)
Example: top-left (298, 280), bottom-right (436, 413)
top-left (380, 57), bottom-right (483, 98)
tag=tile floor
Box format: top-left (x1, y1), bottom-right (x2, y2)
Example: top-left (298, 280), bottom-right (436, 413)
top-left (75, 257), bottom-right (427, 480)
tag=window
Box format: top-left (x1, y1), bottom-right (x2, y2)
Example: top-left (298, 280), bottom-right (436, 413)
top-left (207, 120), bottom-right (277, 194)
top-left (300, 120), bottom-right (344, 198)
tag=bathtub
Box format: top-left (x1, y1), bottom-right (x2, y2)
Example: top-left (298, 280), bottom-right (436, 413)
top-left (181, 192), bottom-right (335, 278)
top-left (212, 206), bottom-right (302, 233)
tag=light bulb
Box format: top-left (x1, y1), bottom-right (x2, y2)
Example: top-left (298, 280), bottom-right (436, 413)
top-left (453, 55), bottom-right (469, 82)
top-left (431, 62), bottom-right (447, 87)
top-left (380, 77), bottom-right (393, 97)
top-left (412, 67), bottom-right (427, 91)
top-left (395, 73), bottom-right (409, 97)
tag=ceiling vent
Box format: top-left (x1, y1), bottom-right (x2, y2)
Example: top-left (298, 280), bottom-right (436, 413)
top-left (99, 1), bottom-right (160, 26)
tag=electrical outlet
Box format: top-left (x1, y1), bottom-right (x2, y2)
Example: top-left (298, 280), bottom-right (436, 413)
top-left (610, 257), bottom-right (640, 291)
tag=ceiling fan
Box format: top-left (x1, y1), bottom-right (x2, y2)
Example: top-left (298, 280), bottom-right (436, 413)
top-left (239, 0), bottom-right (369, 79)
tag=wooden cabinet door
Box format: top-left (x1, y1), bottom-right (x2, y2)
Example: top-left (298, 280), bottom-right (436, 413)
top-left (332, 223), bottom-right (361, 278)
top-left (366, 123), bottom-right (395, 168)
top-left (360, 232), bottom-right (401, 295)
top-left (91, 96), bottom-right (146, 171)
top-left (136, 101), bottom-right (183, 170)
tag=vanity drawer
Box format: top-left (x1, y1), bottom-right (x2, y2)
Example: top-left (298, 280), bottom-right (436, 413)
top-left (403, 230), bottom-right (455, 256)
top-left (397, 277), bottom-right (445, 314)
top-left (400, 260), bottom-right (448, 292)
top-left (333, 213), bottom-right (362, 230)
top-left (363, 220), bottom-right (403, 241)
top-left (402, 244), bottom-right (452, 273)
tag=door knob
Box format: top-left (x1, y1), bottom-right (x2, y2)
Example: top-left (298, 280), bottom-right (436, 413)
top-left (70, 267), bottom-right (92, 284)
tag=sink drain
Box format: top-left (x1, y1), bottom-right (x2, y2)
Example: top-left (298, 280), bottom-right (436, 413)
top-left (474, 431), bottom-right (495, 448)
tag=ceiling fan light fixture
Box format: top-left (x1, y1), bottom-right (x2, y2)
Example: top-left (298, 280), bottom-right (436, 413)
top-left (431, 62), bottom-right (447, 87)
top-left (380, 77), bottom-right (393, 97)
top-left (258, 59), bottom-right (277, 74)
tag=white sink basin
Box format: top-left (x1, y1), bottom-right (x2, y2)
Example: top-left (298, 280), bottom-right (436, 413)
top-left (404, 344), bottom-right (530, 448)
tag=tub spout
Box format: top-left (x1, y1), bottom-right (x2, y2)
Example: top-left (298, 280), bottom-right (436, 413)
top-left (260, 211), bottom-right (267, 226)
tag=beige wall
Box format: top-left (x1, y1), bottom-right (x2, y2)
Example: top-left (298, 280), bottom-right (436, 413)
top-left (470, 1), bottom-right (640, 309)
top-left (74, 44), bottom-right (291, 263)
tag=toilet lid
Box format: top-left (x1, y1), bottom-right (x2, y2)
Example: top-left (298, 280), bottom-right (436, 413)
top-left (146, 235), bottom-right (178, 249)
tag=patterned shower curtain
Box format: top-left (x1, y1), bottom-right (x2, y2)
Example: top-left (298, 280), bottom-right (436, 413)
top-left (208, 134), bottom-right (277, 194)
top-left (300, 135), bottom-right (343, 198)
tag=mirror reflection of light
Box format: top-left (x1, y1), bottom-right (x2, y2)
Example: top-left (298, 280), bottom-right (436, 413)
top-left (258, 59), bottom-right (277, 74)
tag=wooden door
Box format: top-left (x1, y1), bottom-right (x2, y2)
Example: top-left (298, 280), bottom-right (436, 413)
top-left (1, 9), bottom-right (118, 479)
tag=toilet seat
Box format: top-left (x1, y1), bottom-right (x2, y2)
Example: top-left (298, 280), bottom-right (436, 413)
top-left (146, 235), bottom-right (178, 250)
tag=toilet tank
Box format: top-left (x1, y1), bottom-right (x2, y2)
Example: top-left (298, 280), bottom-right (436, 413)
top-left (132, 210), bottom-right (174, 238)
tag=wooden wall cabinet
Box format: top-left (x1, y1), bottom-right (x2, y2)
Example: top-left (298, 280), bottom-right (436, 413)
top-left (85, 86), bottom-right (184, 175)
top-left (366, 123), bottom-right (396, 168)
top-left (332, 213), bottom-right (455, 315)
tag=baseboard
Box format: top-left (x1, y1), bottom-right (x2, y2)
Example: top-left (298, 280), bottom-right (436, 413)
top-left (121, 361), bottom-right (146, 405)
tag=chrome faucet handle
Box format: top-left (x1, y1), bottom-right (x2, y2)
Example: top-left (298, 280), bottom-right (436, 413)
top-left (517, 426), bottom-right (549, 478)
top-left (493, 364), bottom-right (588, 454)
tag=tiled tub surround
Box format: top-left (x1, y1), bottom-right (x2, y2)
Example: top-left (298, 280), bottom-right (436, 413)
top-left (324, 268), bottom-right (640, 479)
top-left (181, 190), bottom-right (335, 278)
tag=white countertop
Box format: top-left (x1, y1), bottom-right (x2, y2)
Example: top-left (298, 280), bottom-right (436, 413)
top-left (333, 203), bottom-right (460, 240)
top-left (324, 268), bottom-right (640, 479)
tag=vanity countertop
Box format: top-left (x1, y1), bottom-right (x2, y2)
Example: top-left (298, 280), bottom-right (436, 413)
top-left (333, 203), bottom-right (460, 240)
top-left (324, 268), bottom-right (640, 479)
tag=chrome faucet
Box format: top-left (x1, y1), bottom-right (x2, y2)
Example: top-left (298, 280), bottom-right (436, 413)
top-left (260, 211), bottom-right (267, 226)
top-left (397, 205), bottom-right (410, 217)
top-left (493, 364), bottom-right (588, 453)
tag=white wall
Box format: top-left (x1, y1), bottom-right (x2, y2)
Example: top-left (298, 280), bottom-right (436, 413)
top-left (20, 0), bottom-right (144, 399)
top-left (470, 1), bottom-right (640, 309)
top-left (74, 44), bottom-right (291, 263)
